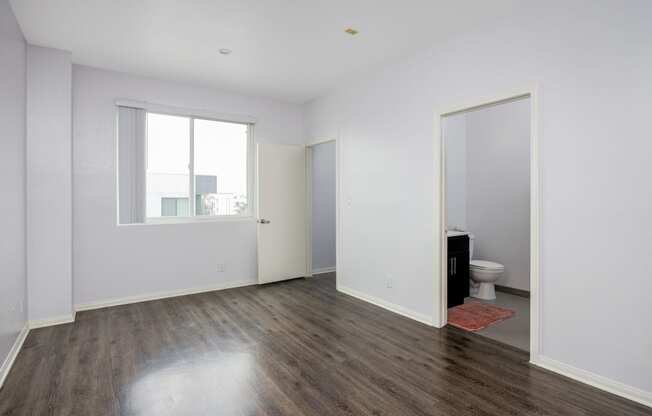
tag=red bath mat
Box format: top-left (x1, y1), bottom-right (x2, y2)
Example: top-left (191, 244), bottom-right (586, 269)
top-left (448, 302), bottom-right (515, 332)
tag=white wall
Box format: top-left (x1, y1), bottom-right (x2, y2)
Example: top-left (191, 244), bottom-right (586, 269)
top-left (0, 0), bottom-right (27, 372)
top-left (26, 45), bottom-right (74, 323)
top-left (466, 99), bottom-right (530, 291)
top-left (311, 141), bottom-right (336, 272)
top-left (443, 113), bottom-right (467, 230)
top-left (306, 1), bottom-right (652, 396)
top-left (73, 65), bottom-right (305, 307)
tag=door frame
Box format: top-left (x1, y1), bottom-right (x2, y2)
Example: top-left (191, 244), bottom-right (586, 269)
top-left (305, 138), bottom-right (341, 287)
top-left (433, 86), bottom-right (541, 360)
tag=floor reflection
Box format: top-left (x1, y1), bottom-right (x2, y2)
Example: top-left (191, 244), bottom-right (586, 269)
top-left (127, 352), bottom-right (254, 415)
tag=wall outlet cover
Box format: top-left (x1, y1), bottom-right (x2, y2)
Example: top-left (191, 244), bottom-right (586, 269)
top-left (386, 275), bottom-right (394, 288)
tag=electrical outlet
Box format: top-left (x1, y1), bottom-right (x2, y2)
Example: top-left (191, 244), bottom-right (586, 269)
top-left (385, 274), bottom-right (394, 289)
top-left (217, 263), bottom-right (225, 272)
top-left (10, 300), bottom-right (22, 313)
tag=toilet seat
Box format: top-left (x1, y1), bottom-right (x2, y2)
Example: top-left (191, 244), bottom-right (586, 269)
top-left (470, 260), bottom-right (504, 270)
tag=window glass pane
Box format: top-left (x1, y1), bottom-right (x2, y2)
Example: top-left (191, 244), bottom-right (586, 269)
top-left (161, 197), bottom-right (189, 217)
top-left (146, 113), bottom-right (190, 218)
top-left (194, 119), bottom-right (248, 216)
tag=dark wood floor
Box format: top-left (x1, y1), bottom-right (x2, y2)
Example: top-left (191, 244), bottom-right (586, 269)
top-left (1, 274), bottom-right (649, 416)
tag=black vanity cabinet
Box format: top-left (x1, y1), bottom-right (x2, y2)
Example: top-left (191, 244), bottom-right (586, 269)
top-left (447, 235), bottom-right (470, 308)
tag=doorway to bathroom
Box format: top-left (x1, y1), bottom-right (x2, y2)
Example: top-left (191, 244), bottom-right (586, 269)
top-left (435, 90), bottom-right (539, 355)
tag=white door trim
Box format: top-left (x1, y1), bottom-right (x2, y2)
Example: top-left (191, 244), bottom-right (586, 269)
top-left (306, 146), bottom-right (314, 277)
top-left (433, 85), bottom-right (542, 362)
top-left (306, 138), bottom-right (340, 287)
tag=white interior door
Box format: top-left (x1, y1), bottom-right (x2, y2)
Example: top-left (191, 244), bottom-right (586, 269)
top-left (257, 143), bottom-right (307, 284)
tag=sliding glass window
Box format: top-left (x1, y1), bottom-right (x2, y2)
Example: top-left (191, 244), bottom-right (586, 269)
top-left (117, 107), bottom-right (252, 224)
top-left (146, 113), bottom-right (191, 218)
top-left (193, 119), bottom-right (249, 216)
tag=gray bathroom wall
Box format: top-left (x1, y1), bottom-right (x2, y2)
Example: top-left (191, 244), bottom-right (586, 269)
top-left (311, 141), bottom-right (336, 273)
top-left (466, 98), bottom-right (530, 291)
top-left (443, 113), bottom-right (467, 231)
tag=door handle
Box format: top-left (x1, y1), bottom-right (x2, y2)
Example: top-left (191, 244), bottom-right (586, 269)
top-left (257, 219), bottom-right (271, 224)
top-left (453, 257), bottom-right (457, 275)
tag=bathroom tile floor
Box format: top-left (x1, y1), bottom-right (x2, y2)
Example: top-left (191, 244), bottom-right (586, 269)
top-left (465, 291), bottom-right (530, 351)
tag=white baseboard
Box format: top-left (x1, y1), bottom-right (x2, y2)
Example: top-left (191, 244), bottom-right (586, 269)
top-left (0, 324), bottom-right (29, 389)
top-left (531, 355), bottom-right (652, 409)
top-left (75, 279), bottom-right (256, 312)
top-left (337, 285), bottom-right (433, 326)
top-left (312, 266), bottom-right (336, 275)
top-left (28, 313), bottom-right (76, 330)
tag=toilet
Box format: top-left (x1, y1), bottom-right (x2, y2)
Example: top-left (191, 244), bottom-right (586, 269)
top-left (468, 234), bottom-right (504, 300)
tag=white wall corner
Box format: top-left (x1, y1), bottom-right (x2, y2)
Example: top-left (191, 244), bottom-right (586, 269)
top-left (28, 312), bottom-right (76, 330)
top-left (312, 266), bottom-right (336, 275)
top-left (337, 285), bottom-right (434, 326)
top-left (531, 355), bottom-right (652, 409)
top-left (26, 44), bottom-right (74, 325)
top-left (0, 325), bottom-right (29, 390)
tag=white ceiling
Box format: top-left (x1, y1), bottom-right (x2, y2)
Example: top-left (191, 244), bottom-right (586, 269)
top-left (10, 0), bottom-right (522, 103)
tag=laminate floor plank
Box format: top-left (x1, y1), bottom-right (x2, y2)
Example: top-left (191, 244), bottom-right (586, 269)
top-left (1, 274), bottom-right (649, 416)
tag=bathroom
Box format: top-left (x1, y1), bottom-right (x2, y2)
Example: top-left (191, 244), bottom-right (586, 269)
top-left (443, 97), bottom-right (531, 351)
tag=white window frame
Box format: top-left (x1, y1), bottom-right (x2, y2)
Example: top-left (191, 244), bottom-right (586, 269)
top-left (116, 100), bottom-right (256, 225)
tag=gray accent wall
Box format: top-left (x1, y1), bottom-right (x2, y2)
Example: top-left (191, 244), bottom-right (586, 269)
top-left (444, 113), bottom-right (467, 231)
top-left (311, 141), bottom-right (336, 272)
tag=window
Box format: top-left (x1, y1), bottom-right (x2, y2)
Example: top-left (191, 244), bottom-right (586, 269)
top-left (193, 119), bottom-right (249, 216)
top-left (161, 197), bottom-right (190, 217)
top-left (146, 113), bottom-right (190, 218)
top-left (117, 106), bottom-right (252, 224)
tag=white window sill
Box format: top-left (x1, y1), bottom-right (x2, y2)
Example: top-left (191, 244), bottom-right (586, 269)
top-left (117, 216), bottom-right (256, 227)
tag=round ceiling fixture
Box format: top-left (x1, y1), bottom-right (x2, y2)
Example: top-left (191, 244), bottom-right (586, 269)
top-left (219, 48), bottom-right (232, 55)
